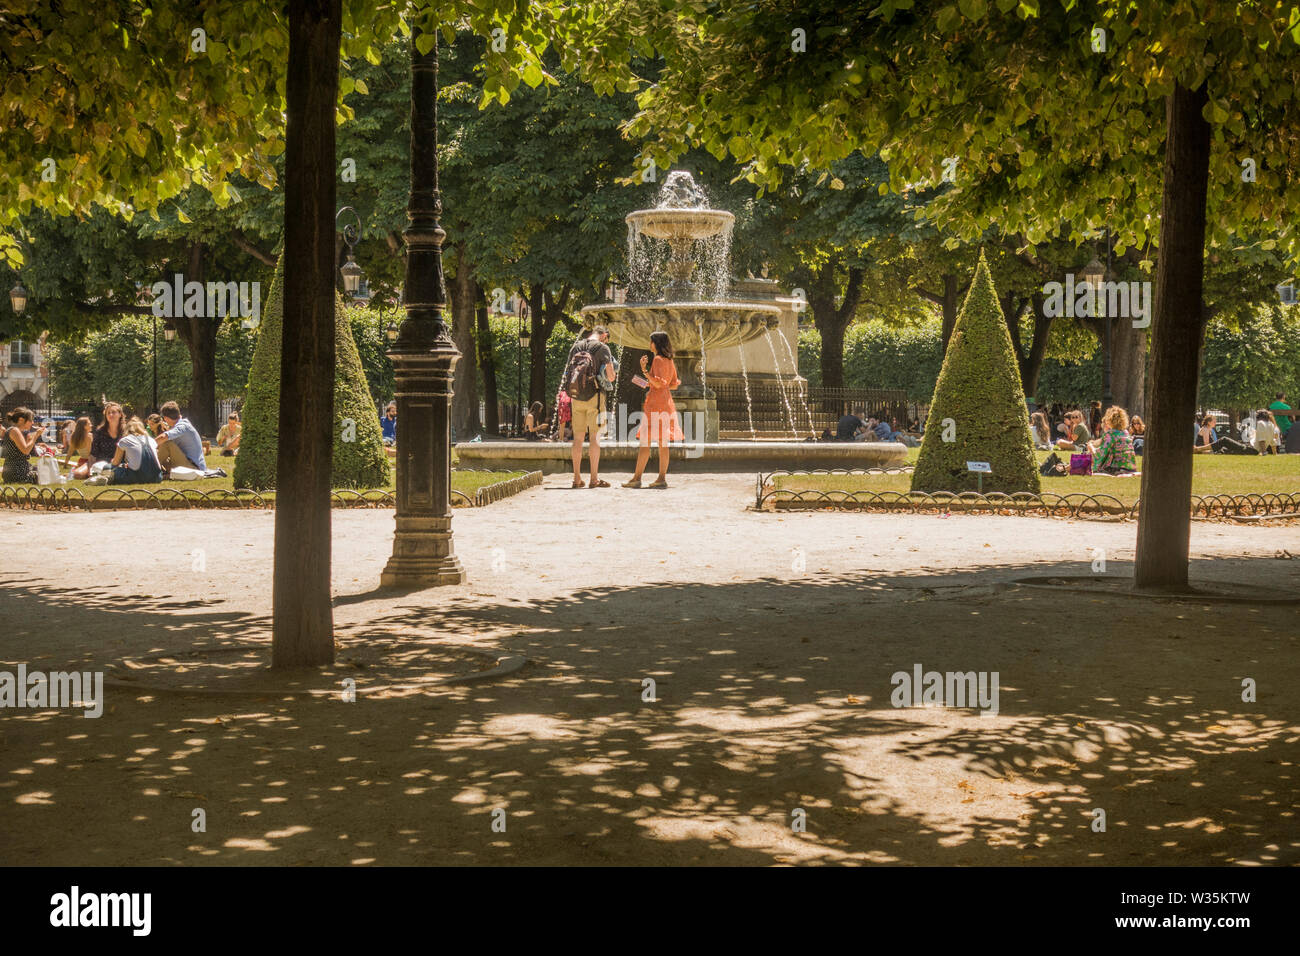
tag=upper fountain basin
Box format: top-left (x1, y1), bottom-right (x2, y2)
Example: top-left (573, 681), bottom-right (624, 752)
top-left (580, 301), bottom-right (781, 351)
top-left (626, 208), bottom-right (734, 241)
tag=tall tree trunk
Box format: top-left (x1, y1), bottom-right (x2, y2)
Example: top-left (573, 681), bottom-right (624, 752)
top-left (1135, 82), bottom-right (1211, 591)
top-left (447, 243), bottom-right (479, 438)
top-left (475, 285), bottom-right (499, 434)
top-left (174, 241), bottom-right (219, 435)
top-left (523, 286), bottom-right (545, 410)
top-left (1110, 318), bottom-right (1147, 417)
top-left (811, 261), bottom-right (863, 388)
top-left (940, 274), bottom-right (960, 352)
top-left (916, 273), bottom-right (964, 354)
top-left (184, 324), bottom-right (218, 435)
top-left (274, 0), bottom-right (340, 667)
top-left (1022, 294), bottom-right (1052, 399)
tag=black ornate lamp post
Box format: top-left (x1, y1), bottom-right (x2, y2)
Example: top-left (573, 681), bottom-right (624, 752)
top-left (336, 206), bottom-right (366, 297)
top-left (381, 26), bottom-right (466, 588)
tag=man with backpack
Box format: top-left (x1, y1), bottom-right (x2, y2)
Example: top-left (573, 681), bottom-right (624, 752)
top-left (565, 325), bottom-right (616, 488)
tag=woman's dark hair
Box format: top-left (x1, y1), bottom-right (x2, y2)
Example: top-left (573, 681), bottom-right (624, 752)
top-left (6, 406), bottom-right (33, 425)
top-left (528, 401), bottom-right (544, 419)
top-left (649, 330), bottom-right (673, 359)
top-left (1258, 409), bottom-right (1273, 423)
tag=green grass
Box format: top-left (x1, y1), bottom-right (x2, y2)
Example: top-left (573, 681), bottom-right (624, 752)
top-left (772, 448), bottom-right (1299, 506)
top-left (3, 468), bottom-right (524, 505)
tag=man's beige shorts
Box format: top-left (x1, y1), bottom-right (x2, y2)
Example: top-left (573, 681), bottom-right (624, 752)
top-left (570, 394), bottom-right (605, 439)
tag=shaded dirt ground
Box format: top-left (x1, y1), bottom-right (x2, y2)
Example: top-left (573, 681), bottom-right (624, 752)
top-left (1, 474), bottom-right (1298, 865)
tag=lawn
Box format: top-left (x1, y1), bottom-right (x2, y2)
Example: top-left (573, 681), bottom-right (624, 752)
top-left (770, 447), bottom-right (1300, 507)
top-left (2, 469), bottom-right (527, 506)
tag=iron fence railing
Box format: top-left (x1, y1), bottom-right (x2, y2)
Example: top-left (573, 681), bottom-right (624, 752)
top-left (0, 470), bottom-right (543, 513)
top-left (754, 470), bottom-right (1300, 521)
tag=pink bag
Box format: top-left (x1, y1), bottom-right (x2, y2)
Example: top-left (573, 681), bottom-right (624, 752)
top-left (1068, 453), bottom-right (1092, 475)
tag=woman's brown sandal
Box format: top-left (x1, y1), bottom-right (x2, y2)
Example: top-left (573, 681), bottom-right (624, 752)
top-left (647, 478), bottom-right (668, 489)
top-left (571, 478), bottom-right (586, 488)
top-left (589, 479), bottom-right (611, 488)
top-left (622, 477), bottom-right (642, 488)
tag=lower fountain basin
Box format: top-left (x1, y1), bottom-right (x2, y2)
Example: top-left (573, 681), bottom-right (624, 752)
top-left (455, 440), bottom-right (908, 474)
top-left (579, 301), bottom-right (782, 351)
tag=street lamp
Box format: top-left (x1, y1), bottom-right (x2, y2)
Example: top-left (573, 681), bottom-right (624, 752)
top-left (380, 26), bottom-right (466, 589)
top-left (517, 321), bottom-right (531, 434)
top-left (9, 281), bottom-right (27, 314)
top-left (336, 206), bottom-right (366, 297)
top-left (163, 318), bottom-right (176, 342)
top-left (1079, 257), bottom-right (1105, 290)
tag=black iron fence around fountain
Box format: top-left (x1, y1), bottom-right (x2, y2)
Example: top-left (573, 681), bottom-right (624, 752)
top-left (715, 384), bottom-right (911, 437)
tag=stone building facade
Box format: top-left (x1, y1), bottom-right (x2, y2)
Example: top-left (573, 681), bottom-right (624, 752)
top-left (0, 333), bottom-right (49, 417)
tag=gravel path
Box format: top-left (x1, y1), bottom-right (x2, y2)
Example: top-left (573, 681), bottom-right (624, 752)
top-left (1, 474), bottom-right (1297, 865)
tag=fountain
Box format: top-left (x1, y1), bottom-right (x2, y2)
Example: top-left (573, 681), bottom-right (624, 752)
top-left (454, 171), bottom-right (908, 473)
top-left (581, 171), bottom-right (783, 442)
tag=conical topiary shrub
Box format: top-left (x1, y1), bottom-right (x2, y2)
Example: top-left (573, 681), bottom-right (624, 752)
top-left (910, 250), bottom-right (1040, 495)
top-left (233, 258), bottom-right (390, 491)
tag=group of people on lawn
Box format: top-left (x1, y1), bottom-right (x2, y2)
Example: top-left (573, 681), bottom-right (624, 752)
top-left (1033, 405), bottom-right (1143, 474)
top-left (2, 401), bottom-right (241, 486)
top-left (831, 413), bottom-right (922, 445)
top-left (1029, 391), bottom-right (1296, 475)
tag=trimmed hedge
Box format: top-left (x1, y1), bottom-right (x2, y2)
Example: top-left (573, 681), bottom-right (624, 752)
top-left (911, 251), bottom-right (1040, 495)
top-left (233, 259), bottom-right (390, 490)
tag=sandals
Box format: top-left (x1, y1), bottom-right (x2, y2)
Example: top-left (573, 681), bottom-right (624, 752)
top-left (589, 479), bottom-right (611, 488)
top-left (647, 478), bottom-right (668, 489)
top-left (571, 478), bottom-right (586, 488)
top-left (622, 478), bottom-right (642, 488)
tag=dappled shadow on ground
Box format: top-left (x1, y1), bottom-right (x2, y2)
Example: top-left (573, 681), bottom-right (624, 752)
top-left (0, 557), bottom-right (1297, 866)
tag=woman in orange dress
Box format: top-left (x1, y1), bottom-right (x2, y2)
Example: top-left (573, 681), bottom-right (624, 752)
top-left (624, 330), bottom-right (682, 488)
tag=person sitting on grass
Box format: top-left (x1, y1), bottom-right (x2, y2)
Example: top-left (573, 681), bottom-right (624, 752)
top-left (106, 417), bottom-right (162, 485)
top-left (1195, 413), bottom-right (1256, 455)
top-left (90, 401), bottom-right (126, 466)
top-left (1088, 406), bottom-right (1139, 474)
top-left (1054, 410), bottom-right (1091, 450)
top-left (835, 411), bottom-right (864, 441)
top-left (62, 416), bottom-right (94, 480)
top-left (1029, 411), bottom-right (1052, 450)
top-left (215, 412), bottom-right (242, 456)
top-left (154, 401), bottom-right (206, 472)
top-left (1252, 408), bottom-right (1281, 455)
top-left (1129, 415), bottom-right (1146, 455)
top-left (2, 407), bottom-right (39, 484)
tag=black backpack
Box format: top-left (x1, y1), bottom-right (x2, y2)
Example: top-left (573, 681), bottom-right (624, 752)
top-left (566, 350), bottom-right (599, 402)
top-left (1039, 452), bottom-right (1066, 477)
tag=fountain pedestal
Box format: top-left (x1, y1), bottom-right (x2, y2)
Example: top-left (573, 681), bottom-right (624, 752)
top-left (672, 349), bottom-right (718, 443)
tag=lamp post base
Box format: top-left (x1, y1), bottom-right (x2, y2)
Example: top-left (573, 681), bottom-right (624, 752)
top-left (380, 515), bottom-right (466, 588)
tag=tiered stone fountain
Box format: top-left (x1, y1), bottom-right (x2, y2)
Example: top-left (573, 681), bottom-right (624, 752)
top-left (579, 176), bottom-right (782, 442)
top-left (454, 171), bottom-right (907, 472)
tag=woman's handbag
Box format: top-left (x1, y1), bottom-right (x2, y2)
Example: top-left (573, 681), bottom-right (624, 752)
top-left (36, 456), bottom-right (62, 485)
top-left (1068, 453), bottom-right (1093, 476)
